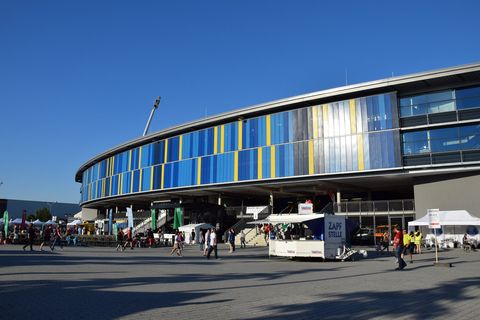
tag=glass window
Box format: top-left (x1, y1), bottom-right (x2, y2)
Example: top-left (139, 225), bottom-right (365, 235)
top-left (402, 130), bottom-right (429, 155)
top-left (459, 124), bottom-right (480, 150)
top-left (456, 86), bottom-right (480, 99)
top-left (400, 90), bottom-right (454, 117)
top-left (425, 91), bottom-right (453, 103)
top-left (430, 137), bottom-right (460, 153)
top-left (428, 101), bottom-right (455, 113)
top-left (456, 96), bottom-right (480, 110)
top-left (403, 131), bottom-right (428, 143)
top-left (403, 140), bottom-right (430, 155)
top-left (429, 127), bottom-right (458, 140)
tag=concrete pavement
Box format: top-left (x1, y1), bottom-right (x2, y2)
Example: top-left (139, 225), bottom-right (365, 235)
top-left (0, 244), bottom-right (479, 319)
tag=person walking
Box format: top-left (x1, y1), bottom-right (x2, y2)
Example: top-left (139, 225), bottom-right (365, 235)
top-left (228, 228), bottom-right (235, 253)
top-left (203, 229), bottom-right (211, 256)
top-left (240, 230), bottom-right (246, 248)
top-left (122, 227), bottom-right (134, 250)
top-left (190, 229), bottom-right (196, 245)
top-left (116, 228), bottom-right (124, 251)
top-left (170, 231), bottom-right (183, 256)
top-left (39, 225), bottom-right (52, 251)
top-left (207, 228), bottom-right (218, 259)
top-left (50, 226), bottom-right (63, 251)
top-left (393, 227), bottom-right (406, 270)
top-left (23, 224), bottom-right (36, 251)
top-left (199, 229), bottom-right (205, 252)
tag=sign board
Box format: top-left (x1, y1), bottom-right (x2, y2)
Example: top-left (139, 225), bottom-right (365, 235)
top-left (324, 215), bottom-right (346, 244)
top-left (246, 206), bottom-right (268, 220)
top-left (428, 208), bottom-right (441, 229)
top-left (298, 203), bottom-right (313, 215)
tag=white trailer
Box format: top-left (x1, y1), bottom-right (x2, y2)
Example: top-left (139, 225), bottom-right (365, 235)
top-left (257, 214), bottom-right (349, 260)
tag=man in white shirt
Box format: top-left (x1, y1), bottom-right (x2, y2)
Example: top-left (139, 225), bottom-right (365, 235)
top-left (207, 228), bottom-right (218, 259)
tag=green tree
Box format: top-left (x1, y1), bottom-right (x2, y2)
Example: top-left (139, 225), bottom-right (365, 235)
top-left (36, 207), bottom-right (52, 222)
top-left (27, 214), bottom-right (36, 221)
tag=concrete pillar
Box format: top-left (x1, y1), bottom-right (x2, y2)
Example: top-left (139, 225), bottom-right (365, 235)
top-left (217, 194), bottom-right (221, 206)
top-left (336, 191), bottom-right (341, 203)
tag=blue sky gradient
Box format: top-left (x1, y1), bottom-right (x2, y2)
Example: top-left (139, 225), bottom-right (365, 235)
top-left (1, 0), bottom-right (479, 203)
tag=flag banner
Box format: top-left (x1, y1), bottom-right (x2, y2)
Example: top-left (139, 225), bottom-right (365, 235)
top-left (173, 207), bottom-right (184, 230)
top-left (126, 207), bottom-right (133, 229)
top-left (151, 209), bottom-right (157, 230)
top-left (3, 211), bottom-right (8, 236)
top-left (108, 209), bottom-right (113, 235)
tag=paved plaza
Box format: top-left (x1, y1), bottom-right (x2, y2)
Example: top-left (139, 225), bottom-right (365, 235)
top-left (0, 244), bottom-right (479, 320)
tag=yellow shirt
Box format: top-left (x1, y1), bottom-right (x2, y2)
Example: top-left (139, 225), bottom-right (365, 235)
top-left (414, 232), bottom-right (422, 245)
top-left (403, 234), bottom-right (411, 245)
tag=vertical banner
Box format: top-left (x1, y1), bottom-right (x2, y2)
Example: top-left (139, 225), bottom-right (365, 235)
top-left (151, 208), bottom-right (157, 230)
top-left (173, 207), bottom-right (183, 229)
top-left (108, 209), bottom-right (113, 235)
top-left (3, 211), bottom-right (8, 236)
top-left (126, 207), bottom-right (133, 229)
top-left (21, 210), bottom-right (27, 229)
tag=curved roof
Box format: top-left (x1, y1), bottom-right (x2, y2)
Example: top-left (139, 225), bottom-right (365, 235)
top-left (75, 62), bottom-right (480, 182)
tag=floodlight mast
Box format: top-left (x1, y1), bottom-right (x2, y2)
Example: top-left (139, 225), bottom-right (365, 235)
top-left (143, 96), bottom-right (161, 136)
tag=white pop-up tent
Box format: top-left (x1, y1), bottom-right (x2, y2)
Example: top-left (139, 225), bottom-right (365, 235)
top-left (9, 218), bottom-right (31, 225)
top-left (44, 220), bottom-right (57, 226)
top-left (408, 210), bottom-right (480, 247)
top-left (178, 223), bottom-right (214, 244)
top-left (408, 210), bottom-right (480, 227)
top-left (32, 219), bottom-right (44, 226)
top-left (67, 220), bottom-right (83, 226)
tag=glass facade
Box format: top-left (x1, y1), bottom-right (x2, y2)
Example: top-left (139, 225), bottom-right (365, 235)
top-left (399, 85), bottom-right (480, 117)
top-left (80, 92), bottom-right (402, 203)
top-left (402, 123), bottom-right (480, 155)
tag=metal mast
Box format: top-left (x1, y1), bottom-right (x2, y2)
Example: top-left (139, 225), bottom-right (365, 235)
top-left (143, 96), bottom-right (161, 136)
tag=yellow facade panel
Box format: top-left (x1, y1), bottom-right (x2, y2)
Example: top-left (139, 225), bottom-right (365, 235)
top-left (349, 99), bottom-right (357, 134)
top-left (308, 140), bottom-right (314, 175)
top-left (357, 135), bottom-right (365, 171)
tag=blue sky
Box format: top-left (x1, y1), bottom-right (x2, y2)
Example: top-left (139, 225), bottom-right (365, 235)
top-left (0, 0), bottom-right (479, 203)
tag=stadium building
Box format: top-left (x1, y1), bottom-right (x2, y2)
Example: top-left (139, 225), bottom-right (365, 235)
top-left (75, 63), bottom-right (480, 234)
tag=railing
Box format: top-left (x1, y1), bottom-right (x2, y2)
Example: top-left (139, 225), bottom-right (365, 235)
top-left (333, 199), bottom-right (415, 215)
top-left (133, 211), bottom-right (168, 235)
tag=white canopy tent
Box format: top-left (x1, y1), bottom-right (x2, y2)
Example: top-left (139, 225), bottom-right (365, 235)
top-left (178, 223), bottom-right (214, 244)
top-left (32, 219), bottom-right (44, 226)
top-left (9, 218), bottom-right (31, 225)
top-left (73, 208), bottom-right (97, 221)
top-left (44, 220), bottom-right (57, 226)
top-left (408, 210), bottom-right (480, 227)
top-left (67, 220), bottom-right (83, 226)
top-left (408, 210), bottom-right (480, 247)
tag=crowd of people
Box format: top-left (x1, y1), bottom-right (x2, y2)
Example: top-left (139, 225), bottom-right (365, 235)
top-left (0, 223), bottom-right (80, 252)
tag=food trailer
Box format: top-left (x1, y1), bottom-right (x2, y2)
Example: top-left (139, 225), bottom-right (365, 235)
top-left (262, 214), bottom-right (348, 260)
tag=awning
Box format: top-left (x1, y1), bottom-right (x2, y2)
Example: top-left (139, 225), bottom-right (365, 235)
top-left (248, 214), bottom-right (325, 225)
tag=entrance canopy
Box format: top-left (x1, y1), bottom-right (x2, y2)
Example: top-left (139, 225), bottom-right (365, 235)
top-left (248, 214), bottom-right (326, 225)
top-left (408, 210), bottom-right (480, 227)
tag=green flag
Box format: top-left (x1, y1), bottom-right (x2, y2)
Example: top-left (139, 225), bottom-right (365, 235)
top-left (151, 209), bottom-right (157, 230)
top-left (3, 211), bottom-right (8, 236)
top-left (173, 207), bottom-right (183, 230)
